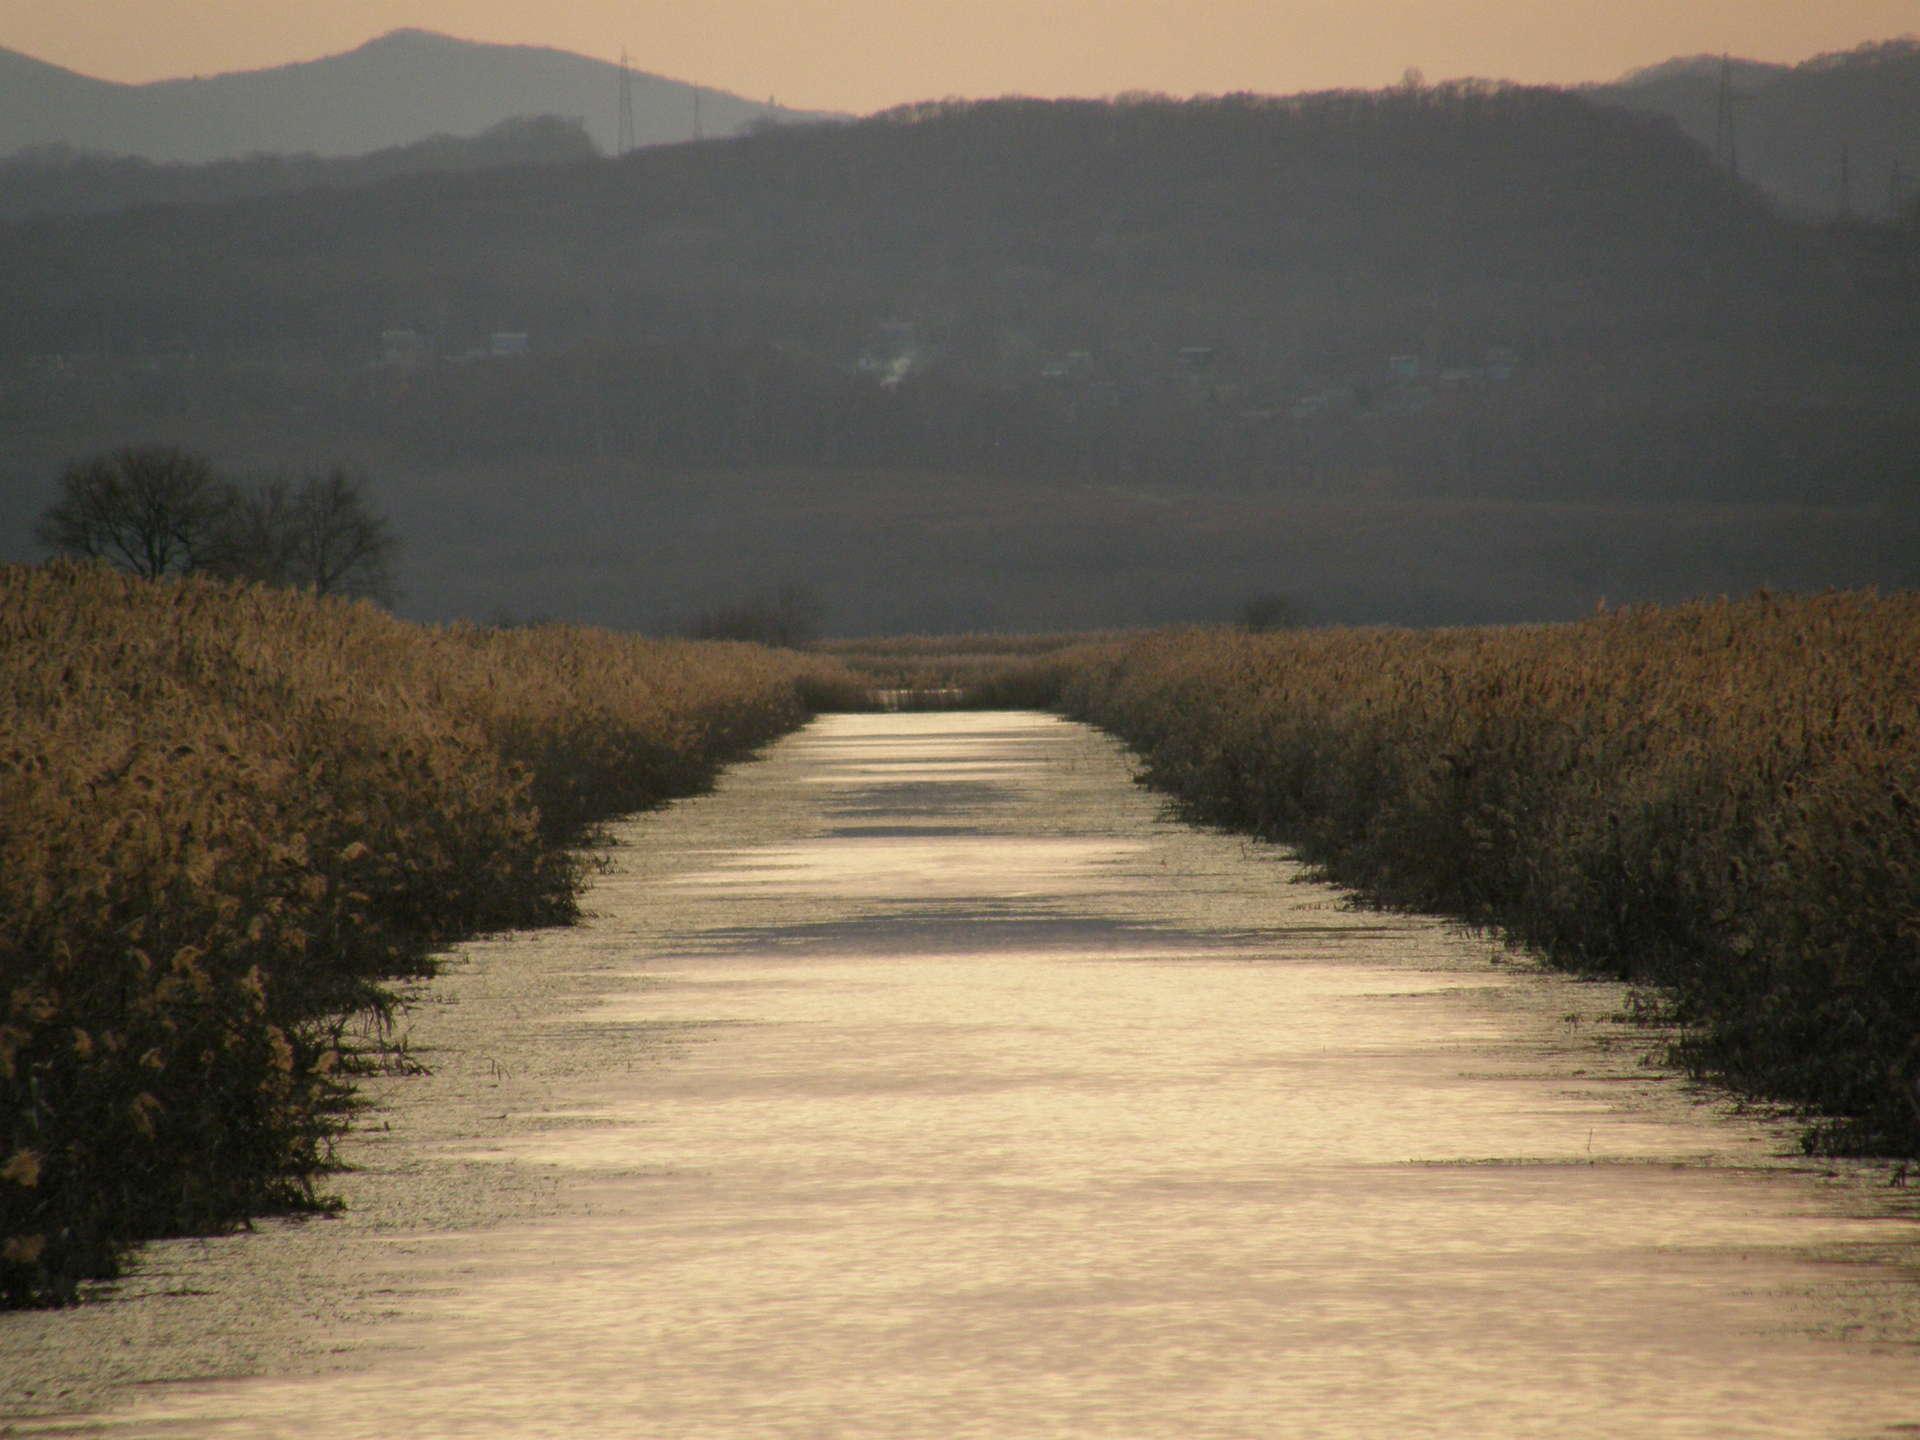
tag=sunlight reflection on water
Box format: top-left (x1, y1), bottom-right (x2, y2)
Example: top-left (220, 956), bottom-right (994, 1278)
top-left (48, 713), bottom-right (1920, 1440)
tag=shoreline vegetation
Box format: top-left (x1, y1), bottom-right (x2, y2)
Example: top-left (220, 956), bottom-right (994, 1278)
top-left (8, 577), bottom-right (1915, 1308)
top-left (908, 592), bottom-right (1916, 1157)
top-left (0, 561), bottom-right (864, 1306)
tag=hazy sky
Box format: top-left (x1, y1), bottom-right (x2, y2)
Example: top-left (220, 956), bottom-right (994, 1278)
top-left (4, 1), bottom-right (1917, 112)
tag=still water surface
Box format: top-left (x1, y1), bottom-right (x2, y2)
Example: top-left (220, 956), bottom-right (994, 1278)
top-left (7, 713), bottom-right (1920, 1438)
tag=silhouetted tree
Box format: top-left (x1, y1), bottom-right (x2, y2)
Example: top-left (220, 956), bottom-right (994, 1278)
top-left (217, 478), bottom-right (300, 588)
top-left (1238, 592), bottom-right (1302, 632)
top-left (689, 583), bottom-right (823, 647)
top-left (38, 449), bottom-right (399, 603)
top-left (35, 446), bottom-right (235, 578)
top-left (221, 469), bottom-right (399, 604)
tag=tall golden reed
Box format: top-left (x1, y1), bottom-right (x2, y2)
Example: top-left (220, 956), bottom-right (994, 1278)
top-left (1033, 592), bottom-right (1920, 1154)
top-left (0, 561), bottom-right (861, 1305)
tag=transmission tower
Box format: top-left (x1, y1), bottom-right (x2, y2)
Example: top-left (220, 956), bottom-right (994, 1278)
top-left (1713, 55), bottom-right (1750, 180)
top-left (1838, 143), bottom-right (1853, 220)
top-left (617, 48), bottom-right (636, 156)
top-left (693, 89), bottom-right (704, 142)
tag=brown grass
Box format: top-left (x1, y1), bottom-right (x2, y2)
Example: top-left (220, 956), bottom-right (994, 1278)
top-left (0, 561), bottom-right (861, 1304)
top-left (1018, 592), bottom-right (1920, 1154)
top-left (819, 630), bottom-right (1129, 697)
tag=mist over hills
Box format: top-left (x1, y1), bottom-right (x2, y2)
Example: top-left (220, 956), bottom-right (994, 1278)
top-left (2, 86), bottom-right (1915, 632)
top-left (0, 29), bottom-right (825, 163)
top-left (0, 115), bottom-right (600, 221)
top-left (1592, 38), bottom-right (1920, 218)
top-left (0, 87), bottom-right (1808, 364)
top-left (3, 29), bottom-right (1916, 225)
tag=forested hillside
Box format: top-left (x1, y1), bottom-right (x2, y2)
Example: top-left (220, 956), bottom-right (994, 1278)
top-left (1595, 39), bottom-right (1920, 219)
top-left (2, 88), bottom-right (1915, 631)
top-left (0, 116), bottom-right (598, 221)
top-left (0, 86), bottom-right (1809, 363)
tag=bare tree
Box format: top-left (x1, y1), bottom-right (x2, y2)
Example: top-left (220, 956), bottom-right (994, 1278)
top-left (38, 450), bottom-right (399, 603)
top-left (220, 469), bottom-right (399, 604)
top-left (217, 478), bottom-right (301, 587)
top-left (287, 469), bottom-right (398, 602)
top-left (35, 446), bottom-right (235, 578)
top-left (689, 583), bottom-right (824, 648)
top-left (1237, 591), bottom-right (1302, 632)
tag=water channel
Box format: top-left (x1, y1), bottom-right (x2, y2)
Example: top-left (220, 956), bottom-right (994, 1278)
top-left (5, 712), bottom-right (1919, 1438)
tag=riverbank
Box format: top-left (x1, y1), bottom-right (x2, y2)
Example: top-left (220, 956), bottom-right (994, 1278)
top-left (984, 592), bottom-right (1920, 1155)
top-left (0, 561), bottom-right (863, 1306)
top-left (8, 712), bottom-right (1916, 1438)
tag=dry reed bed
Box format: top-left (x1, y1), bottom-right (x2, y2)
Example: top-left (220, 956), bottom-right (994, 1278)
top-left (1030, 593), bottom-right (1919, 1154)
top-left (820, 630), bottom-right (1128, 696)
top-left (0, 561), bottom-right (863, 1305)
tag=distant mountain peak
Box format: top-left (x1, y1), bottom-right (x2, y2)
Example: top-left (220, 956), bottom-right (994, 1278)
top-left (1799, 34), bottom-right (1920, 71)
top-left (1611, 53), bottom-right (1786, 89)
top-left (1613, 35), bottom-right (1920, 88)
top-left (352, 28), bottom-right (492, 55)
top-left (1596, 35), bottom-right (1920, 218)
top-left (0, 43), bottom-right (96, 84)
top-left (0, 29), bottom-right (832, 163)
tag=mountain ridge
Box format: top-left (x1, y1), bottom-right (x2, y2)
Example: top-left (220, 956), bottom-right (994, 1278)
top-left (4, 29), bottom-right (1915, 219)
top-left (1590, 37), bottom-right (1920, 216)
top-left (0, 28), bottom-right (835, 162)
top-left (0, 115), bottom-right (603, 221)
top-left (0, 88), bottom-right (1912, 631)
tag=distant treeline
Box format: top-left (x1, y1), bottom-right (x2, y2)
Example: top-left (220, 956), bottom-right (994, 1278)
top-left (0, 115), bottom-right (598, 222)
top-left (9, 327), bottom-right (1914, 512)
top-left (0, 86), bottom-right (1858, 366)
top-left (2, 88), bottom-right (1917, 625)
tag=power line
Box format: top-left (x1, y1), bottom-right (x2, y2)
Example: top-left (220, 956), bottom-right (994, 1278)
top-left (1713, 54), bottom-right (1752, 181)
top-left (617, 47), bottom-right (636, 156)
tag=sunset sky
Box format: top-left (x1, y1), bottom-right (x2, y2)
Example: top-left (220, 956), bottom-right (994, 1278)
top-left (3, 1), bottom-right (1917, 112)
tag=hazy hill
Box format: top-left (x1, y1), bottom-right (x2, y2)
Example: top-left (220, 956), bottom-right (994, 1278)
top-left (1594, 39), bottom-right (1920, 217)
top-left (1, 89), bottom-right (1913, 632)
top-left (0, 116), bottom-right (599, 221)
top-left (0, 28), bottom-right (828, 162)
top-left (0, 86), bottom-right (1802, 365)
